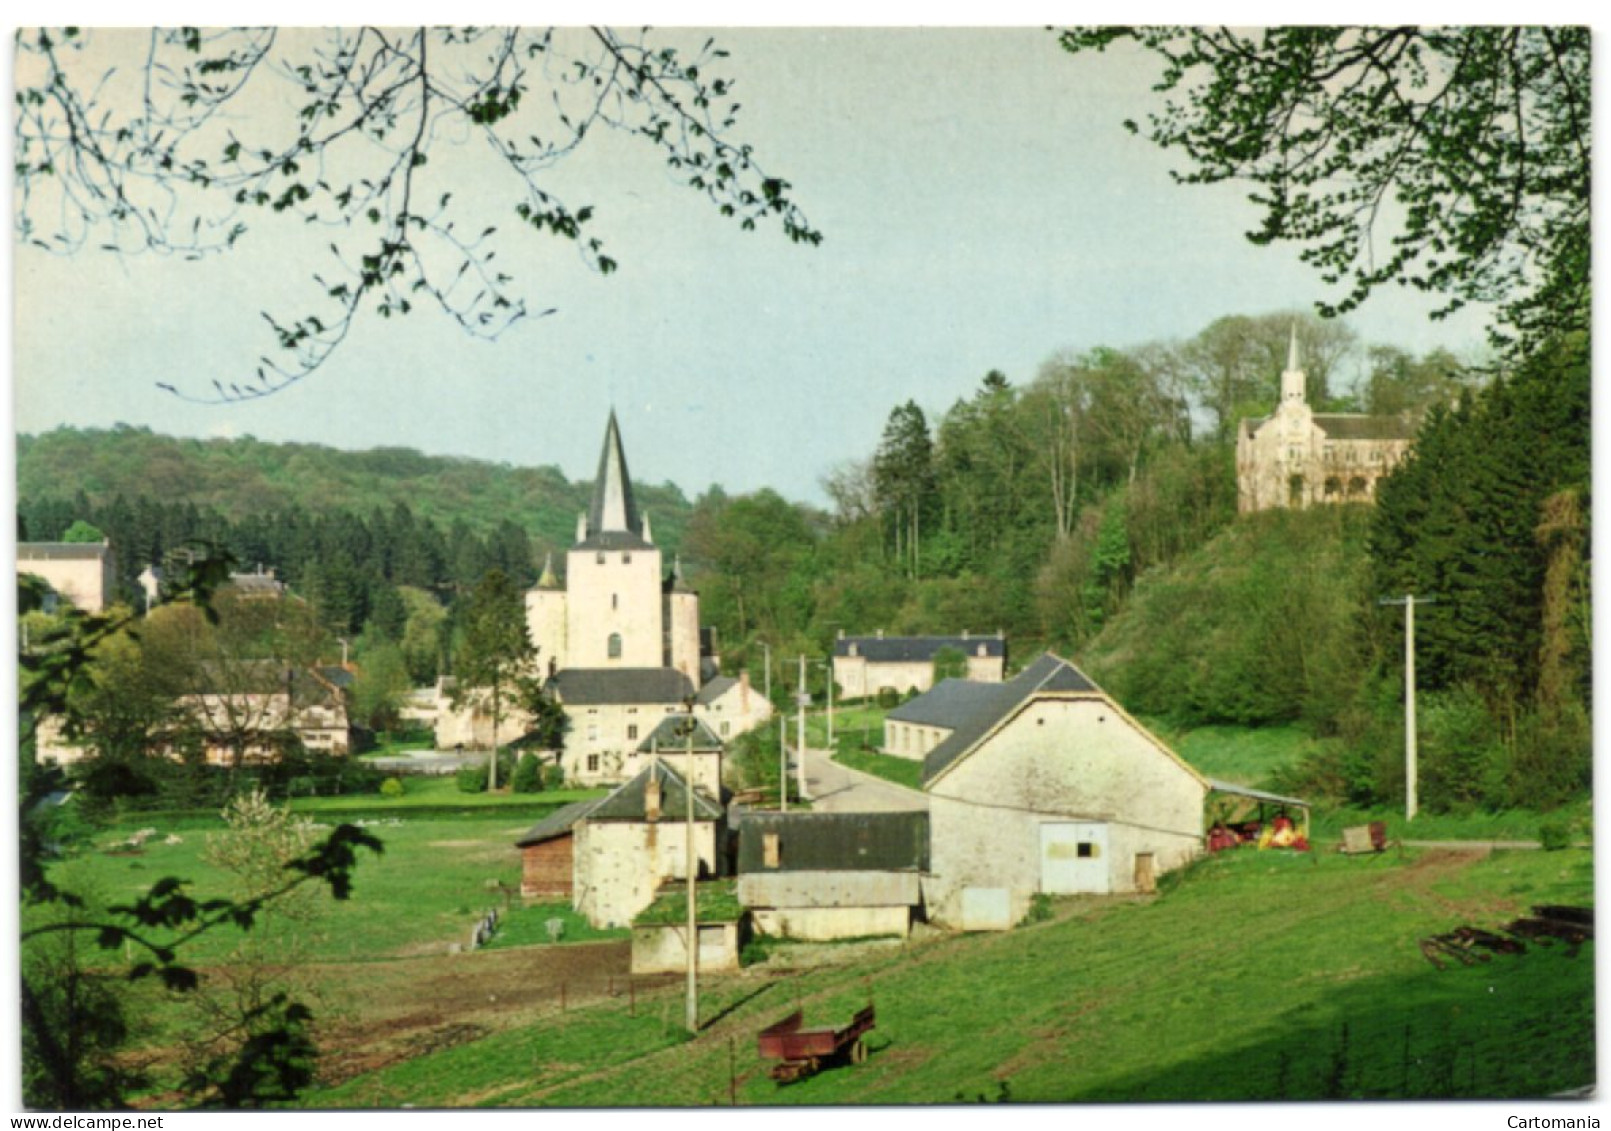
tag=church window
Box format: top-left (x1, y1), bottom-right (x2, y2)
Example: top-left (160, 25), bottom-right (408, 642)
top-left (612, 593), bottom-right (618, 610)
top-left (608, 633), bottom-right (622, 659)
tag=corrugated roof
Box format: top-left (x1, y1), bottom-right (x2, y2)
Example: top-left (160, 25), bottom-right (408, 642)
top-left (734, 810), bottom-right (930, 873)
top-left (636, 714), bottom-right (723, 752)
top-left (550, 667), bottom-right (694, 706)
top-left (589, 759), bottom-right (723, 822)
top-left (1205, 779), bottom-right (1311, 809)
top-left (833, 634), bottom-right (1006, 663)
top-left (919, 653), bottom-right (1102, 786)
top-left (514, 797), bottom-right (605, 847)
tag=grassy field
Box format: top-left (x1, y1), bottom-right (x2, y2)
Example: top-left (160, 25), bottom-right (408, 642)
top-left (306, 841), bottom-right (1593, 1106)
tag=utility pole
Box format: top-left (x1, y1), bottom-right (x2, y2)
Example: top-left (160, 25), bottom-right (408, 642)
top-left (758, 640), bottom-right (772, 706)
top-left (778, 716), bottom-right (788, 812)
top-left (1379, 595), bottom-right (1436, 821)
top-left (796, 654), bottom-right (809, 801)
top-left (680, 700), bottom-right (699, 1034)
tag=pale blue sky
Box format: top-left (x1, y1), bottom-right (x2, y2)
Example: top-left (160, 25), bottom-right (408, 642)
top-left (11, 26), bottom-right (1496, 507)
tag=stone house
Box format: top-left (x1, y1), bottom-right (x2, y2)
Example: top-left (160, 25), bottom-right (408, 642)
top-left (913, 653), bottom-right (1209, 930)
top-left (18, 540), bottom-right (117, 613)
top-left (181, 663), bottom-right (357, 765)
top-left (629, 881), bottom-right (746, 975)
top-left (1236, 329), bottom-right (1416, 512)
top-left (630, 714), bottom-right (724, 796)
top-left (832, 630), bottom-right (1006, 701)
top-left (572, 759), bottom-right (725, 929)
top-left (735, 810), bottom-right (929, 940)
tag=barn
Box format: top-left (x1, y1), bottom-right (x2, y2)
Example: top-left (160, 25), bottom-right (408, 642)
top-left (514, 798), bottom-right (603, 900)
top-left (914, 653), bottom-right (1209, 929)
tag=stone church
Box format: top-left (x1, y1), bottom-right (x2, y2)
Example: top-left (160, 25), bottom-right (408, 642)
top-left (525, 412), bottom-right (772, 784)
top-left (1236, 330), bottom-right (1416, 512)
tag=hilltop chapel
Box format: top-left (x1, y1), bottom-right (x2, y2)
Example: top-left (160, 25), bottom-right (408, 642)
top-left (1235, 328), bottom-right (1416, 512)
top-left (516, 413), bottom-right (771, 785)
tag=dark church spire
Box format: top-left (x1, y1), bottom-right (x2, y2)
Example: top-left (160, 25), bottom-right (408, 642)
top-left (586, 411), bottom-right (645, 541)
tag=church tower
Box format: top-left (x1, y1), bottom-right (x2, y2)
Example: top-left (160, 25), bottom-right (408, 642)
top-left (563, 412), bottom-right (666, 669)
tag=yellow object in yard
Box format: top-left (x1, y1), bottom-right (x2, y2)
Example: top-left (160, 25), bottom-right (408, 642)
top-left (1257, 826), bottom-right (1275, 850)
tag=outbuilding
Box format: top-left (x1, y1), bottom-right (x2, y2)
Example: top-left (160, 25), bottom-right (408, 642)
top-left (916, 653), bottom-right (1209, 929)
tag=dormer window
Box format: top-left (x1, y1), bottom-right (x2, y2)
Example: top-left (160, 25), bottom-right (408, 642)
top-left (848, 643), bottom-right (859, 657)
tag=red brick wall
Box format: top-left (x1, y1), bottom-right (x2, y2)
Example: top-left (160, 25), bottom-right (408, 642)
top-left (522, 836), bottom-right (574, 899)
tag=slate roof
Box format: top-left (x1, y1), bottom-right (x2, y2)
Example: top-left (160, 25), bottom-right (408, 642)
top-left (694, 675), bottom-right (737, 705)
top-left (734, 810), bottom-right (930, 873)
top-left (514, 798), bottom-right (605, 847)
top-left (17, 542), bottom-right (112, 561)
top-left (575, 529), bottom-right (654, 552)
top-left (914, 653), bottom-right (1103, 786)
top-left (550, 667), bottom-right (694, 706)
top-left (1313, 414), bottom-right (1418, 441)
top-left (636, 714), bottom-right (723, 753)
top-left (588, 760), bottom-right (723, 823)
top-left (833, 634), bottom-right (1006, 663)
top-left (585, 411), bottom-right (644, 541)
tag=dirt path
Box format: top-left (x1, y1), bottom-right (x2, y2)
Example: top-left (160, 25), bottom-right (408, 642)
top-left (803, 750), bottom-right (928, 813)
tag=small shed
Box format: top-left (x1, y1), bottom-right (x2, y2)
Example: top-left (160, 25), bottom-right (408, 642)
top-left (514, 798), bottom-right (603, 899)
top-left (736, 810), bottom-right (929, 940)
top-left (630, 880), bottom-right (746, 974)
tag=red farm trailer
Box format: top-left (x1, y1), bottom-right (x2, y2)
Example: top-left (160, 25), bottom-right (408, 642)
top-left (757, 1004), bottom-right (876, 1083)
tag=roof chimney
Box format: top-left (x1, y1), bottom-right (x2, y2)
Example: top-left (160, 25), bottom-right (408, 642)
top-left (876, 628), bottom-right (884, 639)
top-left (645, 765), bottom-right (662, 822)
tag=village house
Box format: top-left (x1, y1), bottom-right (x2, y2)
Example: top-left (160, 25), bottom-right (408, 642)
top-left (904, 653), bottom-right (1210, 929)
top-left (179, 663), bottom-right (357, 765)
top-left (1236, 329), bottom-right (1416, 512)
top-left (832, 630), bottom-right (1006, 701)
top-left (18, 540), bottom-right (117, 613)
top-left (735, 810), bottom-right (929, 940)
top-left (569, 759), bottom-right (726, 929)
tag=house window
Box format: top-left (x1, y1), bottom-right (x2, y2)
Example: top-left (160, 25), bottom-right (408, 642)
top-left (608, 633), bottom-right (622, 659)
top-left (612, 593), bottom-right (619, 610)
top-left (587, 725), bottom-right (598, 742)
top-left (720, 721), bottom-right (731, 737)
top-left (627, 724), bottom-right (638, 741)
top-left (763, 833), bottom-right (780, 868)
top-left (596, 551), bottom-right (606, 564)
top-left (623, 551), bottom-right (632, 564)
top-left (1077, 843), bottom-right (1095, 859)
top-left (587, 753), bottom-right (599, 772)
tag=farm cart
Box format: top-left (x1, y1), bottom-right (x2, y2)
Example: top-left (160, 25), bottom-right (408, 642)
top-left (757, 1004), bottom-right (876, 1083)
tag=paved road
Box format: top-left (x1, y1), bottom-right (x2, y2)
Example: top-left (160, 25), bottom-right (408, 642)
top-left (794, 747), bottom-right (928, 814)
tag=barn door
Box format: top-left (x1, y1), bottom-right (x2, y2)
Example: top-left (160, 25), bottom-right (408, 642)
top-left (1040, 822), bottom-right (1109, 894)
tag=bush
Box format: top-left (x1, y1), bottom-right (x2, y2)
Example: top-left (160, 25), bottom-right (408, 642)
top-left (379, 777), bottom-right (404, 797)
top-left (456, 763), bottom-right (488, 793)
top-left (510, 754), bottom-right (543, 794)
top-left (1539, 821), bottom-right (1574, 851)
top-left (542, 763), bottom-right (567, 791)
top-left (1019, 893), bottom-right (1054, 927)
top-left (875, 687), bottom-right (900, 710)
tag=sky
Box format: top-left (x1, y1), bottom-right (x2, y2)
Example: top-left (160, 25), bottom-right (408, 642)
top-left (10, 25), bottom-right (1501, 509)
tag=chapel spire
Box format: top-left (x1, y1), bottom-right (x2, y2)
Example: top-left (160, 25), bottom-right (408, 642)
top-left (586, 410), bottom-right (643, 539)
top-left (1281, 322), bottom-right (1307, 406)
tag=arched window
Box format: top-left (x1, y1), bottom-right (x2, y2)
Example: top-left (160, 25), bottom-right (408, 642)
top-left (1324, 477), bottom-right (1342, 499)
top-left (608, 632), bottom-right (622, 659)
top-left (1348, 476), bottom-right (1368, 498)
top-left (1288, 475), bottom-right (1306, 508)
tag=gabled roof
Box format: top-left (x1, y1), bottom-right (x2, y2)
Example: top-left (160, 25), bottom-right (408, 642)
top-left (636, 714), bottom-right (723, 753)
top-left (588, 759), bottom-right (723, 823)
top-left (550, 667), bottom-right (694, 706)
top-left (514, 797), bottom-right (605, 847)
top-left (694, 675), bottom-right (737, 705)
top-left (917, 653), bottom-right (1104, 786)
top-left (833, 634), bottom-right (1006, 663)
